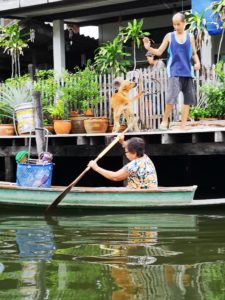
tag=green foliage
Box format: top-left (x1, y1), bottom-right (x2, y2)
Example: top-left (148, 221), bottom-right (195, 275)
top-left (189, 106), bottom-right (211, 120)
top-left (209, 0), bottom-right (225, 20)
top-left (34, 70), bottom-right (60, 124)
top-left (215, 60), bottom-right (225, 82)
top-left (71, 65), bottom-right (103, 113)
top-left (94, 18), bottom-right (149, 73)
top-left (0, 22), bottom-right (33, 77)
top-left (5, 74), bottom-right (31, 87)
top-left (119, 19), bottom-right (150, 69)
top-left (200, 82), bottom-right (225, 118)
top-left (0, 81), bottom-right (32, 123)
top-left (47, 99), bottom-right (69, 120)
top-left (34, 70), bottom-right (59, 106)
top-left (190, 60), bottom-right (225, 120)
top-left (119, 19), bottom-right (149, 48)
top-left (34, 66), bottom-right (103, 118)
top-left (0, 102), bottom-right (13, 123)
top-left (94, 36), bottom-right (131, 75)
top-left (185, 11), bottom-right (208, 50)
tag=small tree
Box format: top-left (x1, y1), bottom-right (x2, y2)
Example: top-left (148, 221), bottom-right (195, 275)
top-left (185, 11), bottom-right (209, 51)
top-left (94, 36), bottom-right (131, 75)
top-left (0, 22), bottom-right (33, 77)
top-left (119, 19), bottom-right (150, 70)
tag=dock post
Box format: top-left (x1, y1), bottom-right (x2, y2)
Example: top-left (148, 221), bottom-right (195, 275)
top-left (33, 91), bottom-right (45, 156)
top-left (4, 157), bottom-right (14, 182)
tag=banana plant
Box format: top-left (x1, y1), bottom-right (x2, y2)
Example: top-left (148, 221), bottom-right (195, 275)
top-left (119, 19), bottom-right (150, 70)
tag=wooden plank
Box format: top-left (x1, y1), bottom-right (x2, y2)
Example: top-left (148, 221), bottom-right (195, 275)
top-left (0, 140), bottom-right (225, 157)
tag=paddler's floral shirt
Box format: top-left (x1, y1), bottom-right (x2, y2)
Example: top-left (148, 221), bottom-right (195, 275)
top-left (124, 154), bottom-right (158, 189)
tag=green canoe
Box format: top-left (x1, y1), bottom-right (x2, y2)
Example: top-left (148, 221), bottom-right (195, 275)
top-left (0, 183), bottom-right (224, 212)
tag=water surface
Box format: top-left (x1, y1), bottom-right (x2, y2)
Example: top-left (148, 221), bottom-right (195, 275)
top-left (0, 212), bottom-right (225, 299)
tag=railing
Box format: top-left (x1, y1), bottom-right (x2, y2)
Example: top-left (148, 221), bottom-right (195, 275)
top-left (0, 65), bottom-right (223, 130)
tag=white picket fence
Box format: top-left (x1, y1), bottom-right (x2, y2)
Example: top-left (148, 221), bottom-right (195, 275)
top-left (95, 65), bottom-right (223, 129)
top-left (0, 65), bottom-right (223, 130)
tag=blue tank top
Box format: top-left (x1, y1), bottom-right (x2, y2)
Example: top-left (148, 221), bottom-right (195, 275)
top-left (167, 32), bottom-right (193, 78)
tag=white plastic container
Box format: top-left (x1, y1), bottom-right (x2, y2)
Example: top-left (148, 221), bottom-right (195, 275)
top-left (14, 103), bottom-right (35, 134)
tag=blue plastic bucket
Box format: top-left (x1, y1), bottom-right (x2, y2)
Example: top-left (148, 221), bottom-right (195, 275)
top-left (16, 163), bottom-right (53, 188)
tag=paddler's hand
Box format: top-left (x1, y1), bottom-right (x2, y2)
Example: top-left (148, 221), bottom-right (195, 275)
top-left (88, 160), bottom-right (98, 171)
top-left (118, 133), bottom-right (125, 145)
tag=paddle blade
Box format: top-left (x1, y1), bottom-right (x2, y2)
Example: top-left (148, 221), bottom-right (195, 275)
top-left (44, 126), bottom-right (129, 215)
top-left (44, 166), bottom-right (90, 215)
top-left (44, 183), bottom-right (73, 214)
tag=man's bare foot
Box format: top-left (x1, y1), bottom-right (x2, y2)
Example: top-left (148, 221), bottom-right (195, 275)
top-left (158, 122), bottom-right (169, 130)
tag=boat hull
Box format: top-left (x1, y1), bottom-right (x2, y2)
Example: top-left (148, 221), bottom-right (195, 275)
top-left (0, 183), bottom-right (198, 210)
top-left (0, 183), bottom-right (224, 212)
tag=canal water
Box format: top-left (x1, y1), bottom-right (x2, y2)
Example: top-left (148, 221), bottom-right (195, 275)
top-left (0, 212), bottom-right (225, 299)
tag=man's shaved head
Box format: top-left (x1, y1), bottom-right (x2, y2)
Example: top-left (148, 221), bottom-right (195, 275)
top-left (172, 12), bottom-right (186, 22)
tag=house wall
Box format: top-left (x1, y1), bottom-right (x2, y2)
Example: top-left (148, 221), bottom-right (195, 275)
top-left (99, 14), bottom-right (172, 67)
top-left (99, 14), bottom-right (224, 66)
top-left (212, 35), bottom-right (225, 62)
top-left (99, 14), bottom-right (172, 44)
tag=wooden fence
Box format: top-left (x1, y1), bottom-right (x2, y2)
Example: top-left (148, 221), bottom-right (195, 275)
top-left (95, 65), bottom-right (224, 130)
top-left (0, 64), bottom-right (223, 130)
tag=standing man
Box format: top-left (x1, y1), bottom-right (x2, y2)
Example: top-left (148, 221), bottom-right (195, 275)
top-left (143, 12), bottom-right (201, 130)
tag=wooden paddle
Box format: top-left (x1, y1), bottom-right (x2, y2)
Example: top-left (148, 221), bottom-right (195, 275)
top-left (44, 127), bottom-right (129, 214)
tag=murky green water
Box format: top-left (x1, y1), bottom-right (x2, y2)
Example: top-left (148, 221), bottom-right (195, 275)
top-left (0, 212), bottom-right (225, 299)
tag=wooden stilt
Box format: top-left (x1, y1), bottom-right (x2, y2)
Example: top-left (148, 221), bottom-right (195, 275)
top-left (4, 157), bottom-right (14, 182)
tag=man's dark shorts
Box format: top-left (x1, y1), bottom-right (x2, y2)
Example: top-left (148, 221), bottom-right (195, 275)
top-left (166, 77), bottom-right (196, 105)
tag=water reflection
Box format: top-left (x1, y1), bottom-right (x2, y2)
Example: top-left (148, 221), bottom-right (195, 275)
top-left (0, 213), bottom-right (225, 299)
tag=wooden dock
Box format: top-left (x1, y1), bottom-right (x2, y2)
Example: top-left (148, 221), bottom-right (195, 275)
top-left (0, 120), bottom-right (225, 182)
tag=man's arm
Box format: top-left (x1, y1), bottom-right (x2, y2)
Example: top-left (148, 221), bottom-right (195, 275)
top-left (143, 34), bottom-right (169, 57)
top-left (190, 34), bottom-right (201, 70)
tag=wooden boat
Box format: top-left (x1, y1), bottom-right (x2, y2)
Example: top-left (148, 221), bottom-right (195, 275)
top-left (0, 182), bottom-right (224, 211)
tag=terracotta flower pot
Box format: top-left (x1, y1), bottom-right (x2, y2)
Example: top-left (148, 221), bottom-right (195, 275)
top-left (44, 124), bottom-right (55, 134)
top-left (0, 124), bottom-right (14, 136)
top-left (70, 115), bottom-right (87, 133)
top-left (53, 120), bottom-right (72, 134)
top-left (84, 117), bottom-right (109, 133)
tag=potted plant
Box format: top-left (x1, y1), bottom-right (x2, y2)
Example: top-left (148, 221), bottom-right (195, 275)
top-left (0, 102), bottom-right (14, 135)
top-left (0, 80), bottom-right (33, 135)
top-left (47, 99), bottom-right (72, 134)
top-left (67, 65), bottom-right (107, 133)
